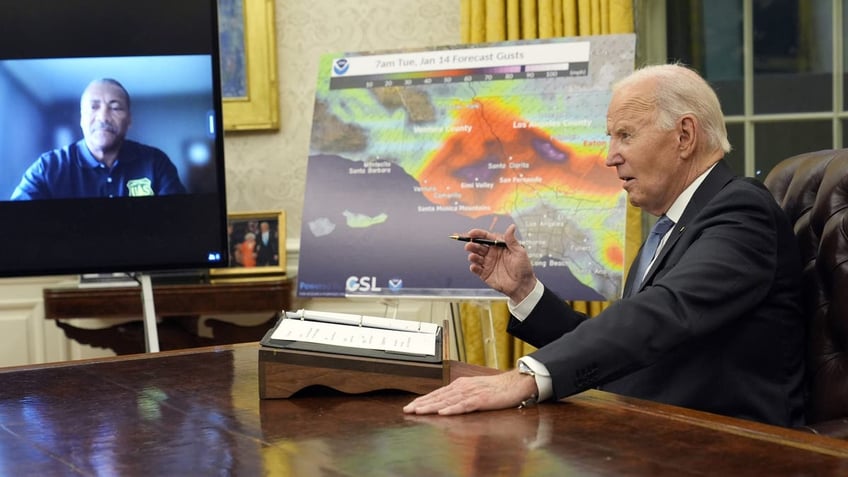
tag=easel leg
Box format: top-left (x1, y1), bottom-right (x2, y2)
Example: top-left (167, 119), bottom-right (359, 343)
top-left (478, 301), bottom-right (499, 369)
top-left (449, 302), bottom-right (464, 362)
top-left (451, 301), bottom-right (501, 368)
top-left (379, 297), bottom-right (399, 318)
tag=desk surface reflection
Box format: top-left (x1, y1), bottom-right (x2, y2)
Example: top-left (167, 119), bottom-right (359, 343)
top-left (0, 343), bottom-right (845, 476)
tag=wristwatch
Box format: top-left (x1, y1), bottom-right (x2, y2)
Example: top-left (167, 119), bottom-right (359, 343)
top-left (517, 361), bottom-right (539, 409)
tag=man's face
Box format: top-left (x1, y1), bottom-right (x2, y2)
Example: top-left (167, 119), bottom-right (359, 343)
top-left (604, 82), bottom-right (684, 216)
top-left (80, 82), bottom-right (131, 156)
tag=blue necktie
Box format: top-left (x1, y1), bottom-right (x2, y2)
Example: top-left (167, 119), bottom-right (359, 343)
top-left (633, 215), bottom-right (675, 288)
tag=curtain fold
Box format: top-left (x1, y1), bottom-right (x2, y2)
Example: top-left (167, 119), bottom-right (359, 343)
top-left (458, 0), bottom-right (636, 369)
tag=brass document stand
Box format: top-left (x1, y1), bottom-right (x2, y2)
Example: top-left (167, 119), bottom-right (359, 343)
top-left (258, 318), bottom-right (449, 399)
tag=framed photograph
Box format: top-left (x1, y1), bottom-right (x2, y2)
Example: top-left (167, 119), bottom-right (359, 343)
top-left (219, 0), bottom-right (280, 131)
top-left (211, 211), bottom-right (286, 277)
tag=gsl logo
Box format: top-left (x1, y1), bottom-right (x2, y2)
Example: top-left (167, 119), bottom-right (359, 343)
top-left (345, 276), bottom-right (382, 292)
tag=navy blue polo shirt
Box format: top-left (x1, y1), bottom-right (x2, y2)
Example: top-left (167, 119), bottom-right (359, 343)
top-left (11, 139), bottom-right (186, 200)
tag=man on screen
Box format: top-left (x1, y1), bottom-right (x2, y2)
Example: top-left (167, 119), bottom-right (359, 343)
top-left (11, 78), bottom-right (186, 200)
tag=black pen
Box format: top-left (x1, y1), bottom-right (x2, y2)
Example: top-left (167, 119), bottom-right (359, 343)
top-left (449, 234), bottom-right (508, 248)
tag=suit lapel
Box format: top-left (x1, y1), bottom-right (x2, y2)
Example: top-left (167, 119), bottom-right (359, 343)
top-left (624, 160), bottom-right (736, 296)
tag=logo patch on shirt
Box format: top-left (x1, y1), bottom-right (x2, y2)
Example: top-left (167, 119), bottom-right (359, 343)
top-left (127, 178), bottom-right (154, 197)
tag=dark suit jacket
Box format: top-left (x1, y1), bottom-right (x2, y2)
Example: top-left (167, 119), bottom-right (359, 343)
top-left (256, 233), bottom-right (278, 266)
top-left (508, 160), bottom-right (806, 427)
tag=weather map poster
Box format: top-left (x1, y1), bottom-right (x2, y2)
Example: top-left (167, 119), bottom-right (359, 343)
top-left (298, 34), bottom-right (636, 300)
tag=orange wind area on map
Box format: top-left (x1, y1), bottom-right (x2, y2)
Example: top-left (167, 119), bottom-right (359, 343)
top-left (415, 98), bottom-right (623, 269)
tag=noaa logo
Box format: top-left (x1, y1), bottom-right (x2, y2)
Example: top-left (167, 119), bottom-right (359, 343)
top-left (388, 278), bottom-right (403, 292)
top-left (333, 58), bottom-right (350, 75)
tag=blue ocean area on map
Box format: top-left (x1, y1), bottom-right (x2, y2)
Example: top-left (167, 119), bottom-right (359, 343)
top-left (298, 154), bottom-right (605, 300)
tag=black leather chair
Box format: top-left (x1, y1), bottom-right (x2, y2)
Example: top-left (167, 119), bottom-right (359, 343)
top-left (763, 149), bottom-right (848, 438)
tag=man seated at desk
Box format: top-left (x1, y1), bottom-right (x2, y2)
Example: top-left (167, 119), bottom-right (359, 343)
top-left (404, 64), bottom-right (806, 428)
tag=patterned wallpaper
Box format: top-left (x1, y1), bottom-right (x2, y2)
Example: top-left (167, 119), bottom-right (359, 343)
top-left (222, 0), bottom-right (459, 252)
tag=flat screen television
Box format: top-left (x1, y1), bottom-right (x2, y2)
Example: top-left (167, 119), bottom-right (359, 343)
top-left (0, 0), bottom-right (229, 277)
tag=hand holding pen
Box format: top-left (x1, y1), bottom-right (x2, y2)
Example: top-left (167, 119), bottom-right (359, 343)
top-left (449, 225), bottom-right (537, 303)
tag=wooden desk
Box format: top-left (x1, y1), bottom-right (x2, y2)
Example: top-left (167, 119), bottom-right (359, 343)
top-left (0, 344), bottom-right (845, 476)
top-left (43, 278), bottom-right (292, 354)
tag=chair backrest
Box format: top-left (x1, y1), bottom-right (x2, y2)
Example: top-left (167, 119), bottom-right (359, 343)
top-left (763, 149), bottom-right (848, 427)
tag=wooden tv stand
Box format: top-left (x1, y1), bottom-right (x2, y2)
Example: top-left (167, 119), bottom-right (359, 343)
top-left (43, 276), bottom-right (293, 355)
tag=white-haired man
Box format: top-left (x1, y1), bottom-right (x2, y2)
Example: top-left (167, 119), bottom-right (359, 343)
top-left (404, 64), bottom-right (805, 427)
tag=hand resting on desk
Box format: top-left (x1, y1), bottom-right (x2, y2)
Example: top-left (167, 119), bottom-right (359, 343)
top-left (403, 368), bottom-right (538, 415)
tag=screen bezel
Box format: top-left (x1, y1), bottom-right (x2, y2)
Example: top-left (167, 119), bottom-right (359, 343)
top-left (0, 0), bottom-right (229, 277)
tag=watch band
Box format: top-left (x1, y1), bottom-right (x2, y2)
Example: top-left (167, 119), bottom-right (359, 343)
top-left (518, 361), bottom-right (536, 376)
top-left (517, 361), bottom-right (539, 408)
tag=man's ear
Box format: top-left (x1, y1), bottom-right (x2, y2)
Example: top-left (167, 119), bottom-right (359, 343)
top-left (678, 115), bottom-right (697, 158)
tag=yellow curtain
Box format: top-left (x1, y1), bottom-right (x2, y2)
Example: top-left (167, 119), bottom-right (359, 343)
top-left (458, 0), bottom-right (637, 370)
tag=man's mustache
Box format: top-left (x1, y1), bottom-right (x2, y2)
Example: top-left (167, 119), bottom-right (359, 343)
top-left (90, 122), bottom-right (118, 134)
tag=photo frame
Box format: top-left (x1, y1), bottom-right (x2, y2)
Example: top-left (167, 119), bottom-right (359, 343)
top-left (211, 211), bottom-right (286, 277)
top-left (219, 0), bottom-right (280, 131)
